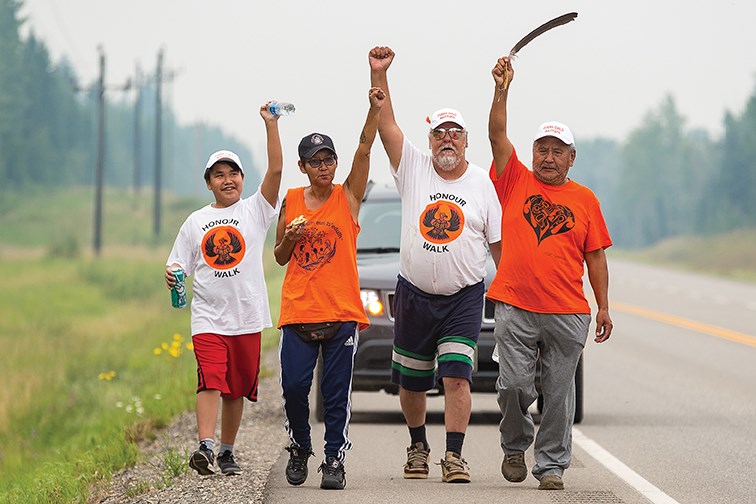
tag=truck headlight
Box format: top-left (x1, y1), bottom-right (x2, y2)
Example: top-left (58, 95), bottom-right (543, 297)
top-left (360, 289), bottom-right (384, 316)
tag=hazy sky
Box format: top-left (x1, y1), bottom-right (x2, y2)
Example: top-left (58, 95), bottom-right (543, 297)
top-left (19, 0), bottom-right (755, 192)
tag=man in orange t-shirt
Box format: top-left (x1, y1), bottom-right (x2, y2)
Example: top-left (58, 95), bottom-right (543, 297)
top-left (273, 87), bottom-right (384, 491)
top-left (487, 56), bottom-right (614, 491)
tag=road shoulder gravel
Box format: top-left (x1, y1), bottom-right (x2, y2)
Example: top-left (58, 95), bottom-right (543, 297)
top-left (97, 350), bottom-right (287, 504)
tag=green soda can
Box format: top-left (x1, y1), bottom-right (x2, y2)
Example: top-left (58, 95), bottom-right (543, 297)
top-left (171, 268), bottom-right (187, 309)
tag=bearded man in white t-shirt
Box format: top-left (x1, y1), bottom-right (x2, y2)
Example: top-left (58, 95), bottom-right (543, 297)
top-left (369, 45), bottom-right (502, 484)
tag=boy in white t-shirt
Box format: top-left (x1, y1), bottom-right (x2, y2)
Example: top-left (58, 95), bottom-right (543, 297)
top-left (164, 102), bottom-right (283, 476)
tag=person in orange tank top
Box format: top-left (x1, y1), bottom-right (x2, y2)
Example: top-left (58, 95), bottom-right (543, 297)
top-left (273, 87), bottom-right (385, 491)
top-left (487, 56), bottom-right (614, 491)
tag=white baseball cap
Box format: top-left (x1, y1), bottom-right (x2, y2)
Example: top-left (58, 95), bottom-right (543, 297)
top-left (426, 108), bottom-right (466, 129)
top-left (204, 150), bottom-right (244, 176)
top-left (533, 121), bottom-right (575, 146)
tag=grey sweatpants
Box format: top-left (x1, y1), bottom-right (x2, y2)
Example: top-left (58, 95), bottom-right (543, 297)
top-left (493, 302), bottom-right (590, 479)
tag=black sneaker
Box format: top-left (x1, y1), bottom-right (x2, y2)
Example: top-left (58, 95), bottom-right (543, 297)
top-left (318, 456), bottom-right (346, 490)
top-left (285, 444), bottom-right (313, 486)
top-left (217, 450), bottom-right (242, 476)
top-left (188, 441), bottom-right (215, 475)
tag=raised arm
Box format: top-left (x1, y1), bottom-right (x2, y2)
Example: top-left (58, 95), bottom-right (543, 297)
top-left (585, 248), bottom-right (613, 343)
top-left (343, 87), bottom-right (386, 220)
top-left (368, 46), bottom-right (404, 170)
top-left (489, 56), bottom-right (515, 177)
top-left (259, 102), bottom-right (283, 208)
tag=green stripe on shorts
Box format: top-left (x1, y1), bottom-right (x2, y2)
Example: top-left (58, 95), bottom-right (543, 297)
top-left (437, 353), bottom-right (473, 366)
top-left (392, 345), bottom-right (435, 361)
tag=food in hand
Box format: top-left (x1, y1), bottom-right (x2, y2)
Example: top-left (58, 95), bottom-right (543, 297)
top-left (290, 215), bottom-right (307, 226)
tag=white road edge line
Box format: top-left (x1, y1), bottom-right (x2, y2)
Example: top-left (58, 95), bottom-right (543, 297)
top-left (573, 427), bottom-right (681, 504)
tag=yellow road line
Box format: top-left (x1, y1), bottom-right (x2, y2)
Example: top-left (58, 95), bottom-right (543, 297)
top-left (613, 301), bottom-right (756, 348)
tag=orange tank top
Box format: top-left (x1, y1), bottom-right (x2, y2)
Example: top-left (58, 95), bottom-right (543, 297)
top-left (278, 185), bottom-right (369, 329)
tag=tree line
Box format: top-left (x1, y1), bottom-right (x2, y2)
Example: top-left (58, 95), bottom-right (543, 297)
top-left (571, 91), bottom-right (756, 248)
top-left (3, 0), bottom-right (755, 248)
top-left (0, 0), bottom-right (258, 201)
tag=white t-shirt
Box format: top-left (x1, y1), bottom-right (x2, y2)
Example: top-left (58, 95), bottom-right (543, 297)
top-left (392, 139), bottom-right (502, 295)
top-left (166, 189), bottom-right (279, 336)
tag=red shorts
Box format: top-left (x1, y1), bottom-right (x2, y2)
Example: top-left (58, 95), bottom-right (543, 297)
top-left (192, 332), bottom-right (261, 401)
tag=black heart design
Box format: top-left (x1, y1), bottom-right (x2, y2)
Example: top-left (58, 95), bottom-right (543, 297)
top-left (523, 194), bottom-right (575, 245)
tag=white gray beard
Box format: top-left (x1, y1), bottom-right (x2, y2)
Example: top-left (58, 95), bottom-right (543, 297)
top-left (433, 151), bottom-right (459, 172)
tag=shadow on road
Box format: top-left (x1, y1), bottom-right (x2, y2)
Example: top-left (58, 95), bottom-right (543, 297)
top-left (350, 410), bottom-right (541, 425)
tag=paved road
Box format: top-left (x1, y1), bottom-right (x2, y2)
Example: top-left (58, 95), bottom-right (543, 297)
top-left (265, 392), bottom-right (655, 504)
top-left (581, 259), bottom-right (756, 504)
top-left (264, 260), bottom-right (756, 504)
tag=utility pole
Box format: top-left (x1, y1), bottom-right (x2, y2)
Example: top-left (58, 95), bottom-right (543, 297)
top-left (133, 64), bottom-right (142, 195)
top-left (153, 49), bottom-right (163, 238)
top-left (93, 46), bottom-right (106, 256)
top-left (76, 46), bottom-right (131, 257)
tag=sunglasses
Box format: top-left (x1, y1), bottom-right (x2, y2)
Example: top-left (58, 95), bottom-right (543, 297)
top-left (306, 156), bottom-right (337, 169)
top-left (431, 127), bottom-right (466, 141)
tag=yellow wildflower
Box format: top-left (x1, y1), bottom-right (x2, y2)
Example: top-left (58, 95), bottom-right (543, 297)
top-left (98, 370), bottom-right (117, 381)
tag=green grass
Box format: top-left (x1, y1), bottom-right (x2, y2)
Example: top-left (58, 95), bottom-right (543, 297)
top-left (613, 228), bottom-right (756, 283)
top-left (0, 188), bottom-right (285, 503)
top-left (0, 186), bottom-right (202, 251)
top-left (0, 255), bottom-right (197, 502)
top-left (157, 436), bottom-right (190, 487)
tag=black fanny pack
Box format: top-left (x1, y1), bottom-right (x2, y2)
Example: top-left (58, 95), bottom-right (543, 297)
top-left (291, 322), bottom-right (343, 342)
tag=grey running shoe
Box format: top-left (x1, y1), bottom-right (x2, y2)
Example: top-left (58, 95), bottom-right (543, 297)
top-left (437, 451), bottom-right (470, 483)
top-left (285, 444), bottom-right (313, 486)
top-left (217, 450), bottom-right (242, 476)
top-left (188, 441), bottom-right (215, 475)
top-left (403, 442), bottom-right (430, 479)
top-left (501, 452), bottom-right (527, 482)
top-left (539, 474), bottom-right (564, 490)
top-left (318, 456), bottom-right (346, 490)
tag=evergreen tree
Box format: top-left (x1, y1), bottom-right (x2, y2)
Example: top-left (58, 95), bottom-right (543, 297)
top-left (570, 137), bottom-right (620, 238)
top-left (719, 90), bottom-right (756, 230)
top-left (0, 0), bottom-right (27, 183)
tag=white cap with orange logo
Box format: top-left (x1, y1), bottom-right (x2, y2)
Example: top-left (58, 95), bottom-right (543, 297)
top-left (533, 121), bottom-right (575, 146)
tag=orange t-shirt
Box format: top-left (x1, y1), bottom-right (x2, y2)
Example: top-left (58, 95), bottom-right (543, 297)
top-left (278, 185), bottom-right (369, 329)
top-left (487, 149), bottom-right (612, 314)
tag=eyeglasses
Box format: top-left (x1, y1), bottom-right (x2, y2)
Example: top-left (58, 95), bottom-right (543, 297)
top-left (306, 156), bottom-right (337, 168)
top-left (430, 127), bottom-right (466, 141)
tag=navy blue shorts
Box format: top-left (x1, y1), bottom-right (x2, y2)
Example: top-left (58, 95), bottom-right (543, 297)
top-left (391, 275), bottom-right (484, 392)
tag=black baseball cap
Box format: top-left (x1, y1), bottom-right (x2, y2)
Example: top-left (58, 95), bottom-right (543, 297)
top-left (298, 133), bottom-right (336, 159)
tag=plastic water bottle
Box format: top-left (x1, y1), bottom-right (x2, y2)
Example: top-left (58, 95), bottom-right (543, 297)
top-left (269, 102), bottom-right (296, 116)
